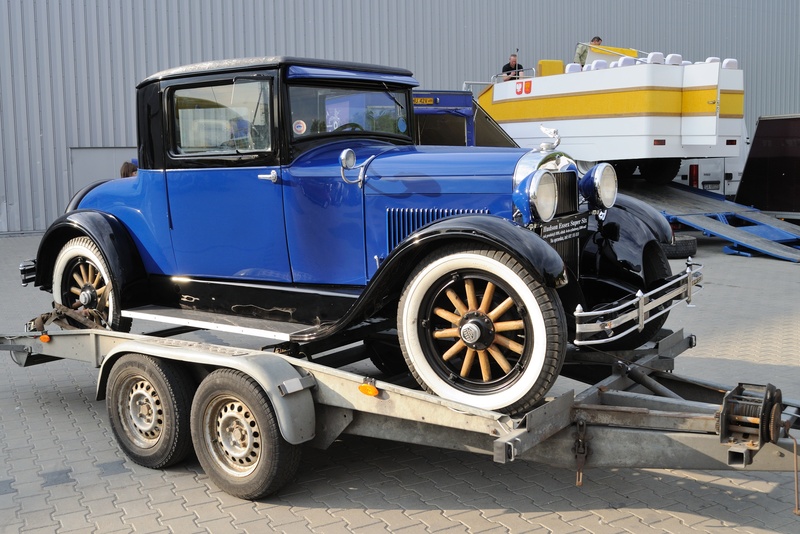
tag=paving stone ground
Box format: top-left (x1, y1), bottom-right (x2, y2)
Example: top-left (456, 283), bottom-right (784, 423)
top-left (1, 232), bottom-right (799, 533)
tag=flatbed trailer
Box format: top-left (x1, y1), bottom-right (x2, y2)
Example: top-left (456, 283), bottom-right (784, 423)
top-left (621, 180), bottom-right (800, 262)
top-left (3, 311), bottom-right (800, 508)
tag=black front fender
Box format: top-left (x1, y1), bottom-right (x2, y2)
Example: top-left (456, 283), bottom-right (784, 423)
top-left (35, 210), bottom-right (147, 307)
top-left (583, 200), bottom-right (667, 287)
top-left (303, 215), bottom-right (567, 341)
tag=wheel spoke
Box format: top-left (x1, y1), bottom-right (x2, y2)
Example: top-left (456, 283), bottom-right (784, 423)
top-left (493, 334), bottom-right (524, 355)
top-left (464, 279), bottom-right (478, 310)
top-left (487, 345), bottom-right (513, 373)
top-left (441, 339), bottom-right (466, 361)
top-left (72, 272), bottom-right (84, 287)
top-left (445, 288), bottom-right (468, 315)
top-left (494, 320), bottom-right (524, 333)
top-left (79, 263), bottom-right (89, 284)
top-left (478, 350), bottom-right (491, 381)
top-left (434, 307), bottom-right (461, 325)
top-left (479, 282), bottom-right (495, 313)
top-left (433, 327), bottom-right (460, 339)
top-left (488, 297), bottom-right (515, 321)
top-left (460, 348), bottom-right (476, 377)
top-left (70, 286), bottom-right (82, 297)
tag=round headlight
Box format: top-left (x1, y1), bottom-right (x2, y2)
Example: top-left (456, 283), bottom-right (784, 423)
top-left (579, 162), bottom-right (618, 209)
top-left (531, 170), bottom-right (558, 222)
top-left (596, 163), bottom-right (618, 208)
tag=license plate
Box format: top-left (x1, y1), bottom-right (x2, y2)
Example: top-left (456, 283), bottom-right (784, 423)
top-left (702, 181), bottom-right (720, 191)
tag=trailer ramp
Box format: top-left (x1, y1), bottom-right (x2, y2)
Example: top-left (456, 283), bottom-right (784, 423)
top-left (621, 180), bottom-right (800, 262)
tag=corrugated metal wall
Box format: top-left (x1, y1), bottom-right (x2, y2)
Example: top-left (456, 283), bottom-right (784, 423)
top-left (1, 0), bottom-right (798, 234)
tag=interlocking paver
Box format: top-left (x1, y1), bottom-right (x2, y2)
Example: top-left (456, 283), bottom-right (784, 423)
top-left (2, 234), bottom-right (800, 532)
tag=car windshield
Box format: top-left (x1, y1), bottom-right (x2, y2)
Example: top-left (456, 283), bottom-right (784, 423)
top-left (288, 85), bottom-right (410, 140)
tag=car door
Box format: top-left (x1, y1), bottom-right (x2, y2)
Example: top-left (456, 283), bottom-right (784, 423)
top-left (165, 77), bottom-right (292, 282)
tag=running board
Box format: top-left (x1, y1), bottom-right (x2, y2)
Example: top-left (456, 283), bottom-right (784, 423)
top-left (122, 305), bottom-right (319, 341)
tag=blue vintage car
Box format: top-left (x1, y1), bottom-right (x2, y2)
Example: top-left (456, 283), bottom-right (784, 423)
top-left (22, 57), bottom-right (700, 416)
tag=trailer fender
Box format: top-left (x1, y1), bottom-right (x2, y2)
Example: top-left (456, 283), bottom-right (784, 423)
top-left (97, 342), bottom-right (316, 445)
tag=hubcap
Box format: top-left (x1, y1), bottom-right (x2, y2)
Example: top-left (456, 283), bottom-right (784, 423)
top-left (120, 377), bottom-right (162, 448)
top-left (205, 397), bottom-right (262, 477)
top-left (458, 311), bottom-right (495, 350)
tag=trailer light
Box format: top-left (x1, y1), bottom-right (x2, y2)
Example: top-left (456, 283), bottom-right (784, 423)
top-left (726, 139), bottom-right (737, 145)
top-left (653, 139), bottom-right (666, 146)
top-left (39, 334), bottom-right (51, 343)
top-left (358, 381), bottom-right (379, 397)
top-left (689, 164), bottom-right (699, 188)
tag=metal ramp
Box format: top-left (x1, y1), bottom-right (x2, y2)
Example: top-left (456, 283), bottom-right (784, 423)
top-left (620, 181), bottom-right (800, 262)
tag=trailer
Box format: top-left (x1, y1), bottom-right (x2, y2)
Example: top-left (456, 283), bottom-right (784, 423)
top-left (620, 180), bottom-right (800, 262)
top-left (3, 297), bottom-right (800, 506)
top-left (474, 45), bottom-right (748, 189)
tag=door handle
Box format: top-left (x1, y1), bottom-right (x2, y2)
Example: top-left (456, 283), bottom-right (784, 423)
top-left (258, 170), bottom-right (278, 183)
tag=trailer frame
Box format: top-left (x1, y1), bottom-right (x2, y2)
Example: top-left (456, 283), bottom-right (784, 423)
top-left (2, 315), bottom-right (799, 507)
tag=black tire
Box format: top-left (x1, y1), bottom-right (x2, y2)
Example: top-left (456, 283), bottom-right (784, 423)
top-left (663, 234), bottom-right (698, 259)
top-left (106, 354), bottom-right (193, 469)
top-left (397, 246), bottom-right (567, 416)
top-left (191, 369), bottom-right (301, 500)
top-left (639, 158), bottom-right (681, 185)
top-left (364, 336), bottom-right (409, 376)
top-left (611, 160), bottom-right (639, 180)
top-left (603, 243), bottom-right (673, 350)
top-left (52, 236), bottom-right (132, 331)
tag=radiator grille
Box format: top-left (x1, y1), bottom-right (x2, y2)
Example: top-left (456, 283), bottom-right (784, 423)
top-left (386, 208), bottom-right (489, 251)
top-left (554, 171), bottom-right (578, 216)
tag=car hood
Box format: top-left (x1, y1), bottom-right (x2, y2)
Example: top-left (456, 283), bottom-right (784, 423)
top-left (366, 145), bottom-right (530, 195)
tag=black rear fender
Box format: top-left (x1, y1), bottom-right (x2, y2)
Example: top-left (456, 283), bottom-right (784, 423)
top-left (35, 210), bottom-right (147, 307)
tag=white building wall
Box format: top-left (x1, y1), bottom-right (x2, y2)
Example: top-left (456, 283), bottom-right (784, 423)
top-left (1, 0), bottom-right (798, 233)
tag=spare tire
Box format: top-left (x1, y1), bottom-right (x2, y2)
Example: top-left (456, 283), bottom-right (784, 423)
top-left (663, 234), bottom-right (698, 259)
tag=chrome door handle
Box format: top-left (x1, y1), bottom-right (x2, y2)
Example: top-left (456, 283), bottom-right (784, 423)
top-left (258, 170), bottom-right (278, 183)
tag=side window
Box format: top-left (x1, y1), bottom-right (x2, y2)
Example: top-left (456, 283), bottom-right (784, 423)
top-left (173, 79), bottom-right (272, 154)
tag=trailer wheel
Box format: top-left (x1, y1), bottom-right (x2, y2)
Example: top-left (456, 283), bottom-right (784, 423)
top-left (52, 236), bottom-right (131, 331)
top-left (603, 243), bottom-right (673, 350)
top-left (191, 369), bottom-right (301, 500)
top-left (639, 158), bottom-right (681, 185)
top-left (398, 246), bottom-right (566, 416)
top-left (106, 354), bottom-right (193, 469)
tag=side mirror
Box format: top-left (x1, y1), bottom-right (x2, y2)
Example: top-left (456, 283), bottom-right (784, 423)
top-left (340, 149), bottom-right (356, 171)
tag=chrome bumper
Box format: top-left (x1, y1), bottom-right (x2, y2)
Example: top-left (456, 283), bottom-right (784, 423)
top-left (574, 260), bottom-right (703, 346)
top-left (20, 260), bottom-right (36, 286)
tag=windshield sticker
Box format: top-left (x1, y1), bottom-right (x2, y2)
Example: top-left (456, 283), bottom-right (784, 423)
top-left (293, 120), bottom-right (307, 135)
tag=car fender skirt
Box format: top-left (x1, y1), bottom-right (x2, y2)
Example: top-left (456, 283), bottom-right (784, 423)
top-left (35, 210), bottom-right (146, 305)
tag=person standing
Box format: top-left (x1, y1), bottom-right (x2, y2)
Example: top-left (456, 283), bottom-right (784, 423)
top-left (574, 36), bottom-right (602, 66)
top-left (501, 53), bottom-right (524, 81)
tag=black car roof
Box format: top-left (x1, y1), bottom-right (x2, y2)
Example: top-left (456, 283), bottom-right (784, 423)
top-left (138, 56), bottom-right (414, 88)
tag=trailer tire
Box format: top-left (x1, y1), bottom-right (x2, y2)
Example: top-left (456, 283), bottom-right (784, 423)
top-left (106, 354), bottom-right (193, 469)
top-left (639, 158), bottom-right (681, 185)
top-left (191, 369), bottom-right (301, 500)
top-left (398, 246), bottom-right (566, 416)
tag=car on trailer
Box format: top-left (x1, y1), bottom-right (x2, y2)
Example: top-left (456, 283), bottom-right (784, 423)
top-left (21, 56), bottom-right (699, 427)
